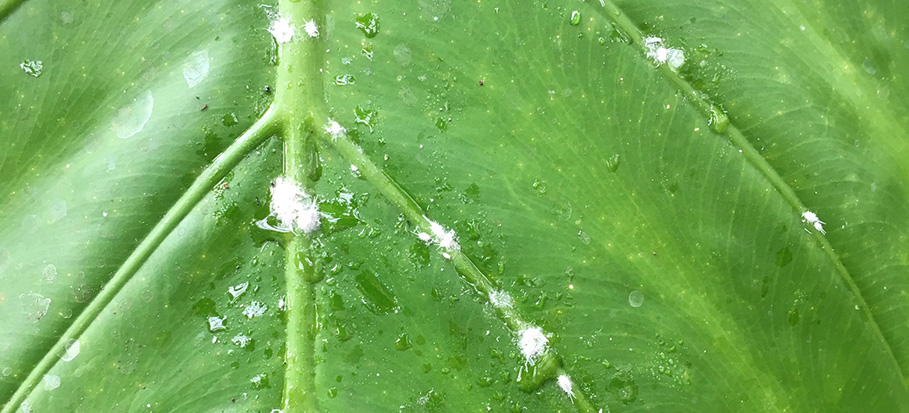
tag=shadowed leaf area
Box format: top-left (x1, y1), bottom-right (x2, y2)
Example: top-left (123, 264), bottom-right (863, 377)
top-left (1, 0), bottom-right (908, 411)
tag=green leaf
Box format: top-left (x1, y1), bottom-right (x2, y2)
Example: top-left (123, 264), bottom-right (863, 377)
top-left (2, 0), bottom-right (908, 411)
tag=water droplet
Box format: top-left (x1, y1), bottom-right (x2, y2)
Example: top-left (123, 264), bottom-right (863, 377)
top-left (355, 270), bottom-right (400, 314)
top-left (628, 290), bottom-right (644, 307)
top-left (19, 60), bottom-right (43, 77)
top-left (60, 11), bottom-right (73, 24)
top-left (708, 104), bottom-right (729, 134)
top-left (222, 112), bottom-right (239, 127)
top-left (111, 90), bottom-right (154, 139)
top-left (393, 43), bottom-right (412, 67)
top-left (22, 292), bottom-right (51, 322)
top-left (775, 246), bottom-right (792, 268)
top-left (605, 154), bottom-right (621, 172)
top-left (531, 179), bottom-right (547, 194)
top-left (228, 282), bottom-right (249, 298)
top-left (182, 50), bottom-right (210, 88)
top-left (334, 74), bottom-right (356, 85)
top-left (43, 374), bottom-right (61, 390)
top-left (61, 339), bottom-right (80, 361)
top-left (569, 11), bottom-right (581, 26)
top-left (419, 0), bottom-right (451, 21)
top-left (354, 105), bottom-right (377, 132)
top-left (355, 13), bottom-right (380, 38)
top-left (787, 308), bottom-right (800, 326)
top-left (48, 200), bottom-right (67, 222)
top-left (862, 56), bottom-right (877, 76)
top-left (0, 246), bottom-right (9, 275)
top-left (43, 264), bottom-right (57, 283)
top-left (610, 373), bottom-right (638, 404)
top-left (395, 333), bottom-right (413, 351)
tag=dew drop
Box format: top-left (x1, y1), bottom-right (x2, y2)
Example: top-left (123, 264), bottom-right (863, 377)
top-left (43, 374), bottom-right (61, 390)
top-left (111, 90), bottom-right (154, 139)
top-left (61, 339), bottom-right (80, 361)
top-left (355, 13), bottom-right (380, 38)
top-left (182, 50), bottom-right (210, 88)
top-left (19, 60), bottom-right (43, 77)
top-left (628, 290), bottom-right (644, 307)
top-left (569, 11), bottom-right (581, 26)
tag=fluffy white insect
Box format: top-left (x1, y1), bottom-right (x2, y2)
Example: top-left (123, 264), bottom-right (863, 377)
top-left (268, 17), bottom-right (294, 44)
top-left (417, 232), bottom-right (432, 243)
top-left (518, 326), bottom-right (549, 364)
top-left (259, 177), bottom-right (320, 234)
top-left (324, 119), bottom-right (346, 139)
top-left (802, 211), bottom-right (826, 234)
top-left (557, 375), bottom-right (575, 399)
top-left (425, 218), bottom-right (459, 250)
top-left (302, 19), bottom-right (319, 38)
top-left (644, 36), bottom-right (685, 71)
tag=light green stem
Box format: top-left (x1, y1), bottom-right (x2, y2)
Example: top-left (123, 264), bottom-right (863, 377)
top-left (1, 106), bottom-right (281, 413)
top-left (275, 0), bottom-right (327, 411)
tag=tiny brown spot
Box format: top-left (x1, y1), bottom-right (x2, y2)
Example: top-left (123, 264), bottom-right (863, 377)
top-left (478, 80), bottom-right (484, 86)
top-left (201, 104), bottom-right (208, 111)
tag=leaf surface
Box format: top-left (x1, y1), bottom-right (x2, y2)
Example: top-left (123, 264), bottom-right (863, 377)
top-left (1, 0), bottom-right (907, 411)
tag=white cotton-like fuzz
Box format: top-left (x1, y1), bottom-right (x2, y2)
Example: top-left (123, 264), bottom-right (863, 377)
top-left (303, 19), bottom-right (319, 38)
top-left (802, 211), bottom-right (826, 234)
top-left (558, 375), bottom-right (575, 399)
top-left (208, 316), bottom-right (226, 332)
top-left (644, 36), bottom-right (685, 71)
top-left (489, 290), bottom-right (514, 308)
top-left (324, 119), bottom-right (346, 139)
top-left (518, 326), bottom-right (548, 364)
top-left (268, 17), bottom-right (294, 43)
top-left (425, 218), bottom-right (459, 250)
top-left (265, 177), bottom-right (320, 234)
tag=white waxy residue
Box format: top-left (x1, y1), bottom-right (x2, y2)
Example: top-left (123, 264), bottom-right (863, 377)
top-left (232, 334), bottom-right (252, 348)
top-left (644, 37), bottom-right (685, 71)
top-left (557, 375), bottom-right (575, 399)
top-left (518, 326), bottom-right (548, 365)
top-left (802, 211), bottom-right (826, 234)
top-left (111, 90), bottom-right (154, 139)
top-left (243, 301), bottom-right (268, 318)
top-left (208, 316), bottom-right (226, 332)
top-left (268, 17), bottom-right (294, 43)
top-left (182, 50), bottom-right (210, 88)
top-left (257, 177), bottom-right (320, 234)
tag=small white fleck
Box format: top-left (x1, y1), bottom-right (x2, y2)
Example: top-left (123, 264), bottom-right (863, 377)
top-left (441, 252), bottom-right (452, 260)
top-left (268, 17), bottom-right (295, 44)
top-left (278, 295), bottom-right (286, 310)
top-left (518, 326), bottom-right (548, 364)
top-left (324, 119), bottom-right (346, 139)
top-left (557, 375), bottom-right (575, 399)
top-left (208, 316), bottom-right (226, 332)
top-left (303, 19), bottom-right (319, 38)
top-left (350, 164), bottom-right (359, 173)
top-left (644, 36), bottom-right (685, 71)
top-left (417, 232), bottom-right (432, 243)
top-left (243, 301), bottom-right (268, 319)
top-left (802, 210), bottom-right (826, 234)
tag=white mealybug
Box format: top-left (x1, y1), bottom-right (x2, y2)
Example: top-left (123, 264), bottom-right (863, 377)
top-left (557, 375), bottom-right (575, 399)
top-left (268, 17), bottom-right (294, 44)
top-left (324, 119), bottom-right (346, 139)
top-left (802, 211), bottom-right (826, 234)
top-left (425, 217), bottom-right (459, 250)
top-left (517, 326), bottom-right (549, 365)
top-left (257, 176), bottom-right (320, 234)
top-left (302, 19), bottom-right (319, 38)
top-left (643, 36), bottom-right (685, 71)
